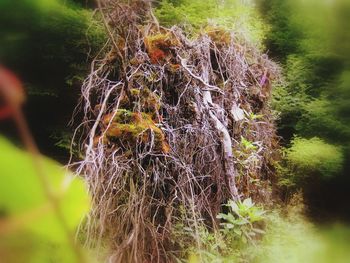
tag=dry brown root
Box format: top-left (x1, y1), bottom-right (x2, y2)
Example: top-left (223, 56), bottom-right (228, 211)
top-left (70, 1), bottom-right (280, 262)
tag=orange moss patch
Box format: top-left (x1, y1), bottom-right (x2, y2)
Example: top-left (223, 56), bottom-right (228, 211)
top-left (93, 135), bottom-right (108, 146)
top-left (144, 33), bottom-right (180, 64)
top-left (117, 37), bottom-right (126, 51)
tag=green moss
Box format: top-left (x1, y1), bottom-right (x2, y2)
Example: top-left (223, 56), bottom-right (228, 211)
top-left (119, 88), bottom-right (161, 118)
top-left (111, 109), bottom-right (135, 124)
top-left (101, 109), bottom-right (169, 153)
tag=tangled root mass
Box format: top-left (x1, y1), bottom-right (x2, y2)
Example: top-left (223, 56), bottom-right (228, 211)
top-left (72, 1), bottom-right (280, 262)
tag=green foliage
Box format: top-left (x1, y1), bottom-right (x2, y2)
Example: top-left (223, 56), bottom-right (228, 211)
top-left (251, 210), bottom-right (350, 263)
top-left (334, 71), bottom-right (350, 123)
top-left (285, 137), bottom-right (344, 180)
top-left (250, 210), bottom-right (321, 263)
top-left (271, 55), bottom-right (311, 139)
top-left (217, 198), bottom-right (265, 245)
top-left (0, 136), bottom-right (90, 262)
top-left (296, 98), bottom-right (350, 140)
top-left (276, 137), bottom-right (344, 190)
top-left (0, 0), bottom-right (105, 91)
top-left (256, 0), bottom-right (302, 60)
top-left (177, 199), bottom-right (266, 262)
top-left (289, 0), bottom-right (350, 62)
top-left (272, 54), bottom-right (349, 145)
top-left (271, 54), bottom-right (345, 138)
top-left (155, 0), bottom-right (267, 48)
top-left (240, 137), bottom-right (258, 152)
top-left (262, 0), bottom-right (350, 143)
top-left (0, 0), bottom-right (106, 160)
top-left (187, 206), bottom-right (350, 263)
top-left (263, 0), bottom-right (350, 185)
top-left (247, 112), bottom-right (264, 121)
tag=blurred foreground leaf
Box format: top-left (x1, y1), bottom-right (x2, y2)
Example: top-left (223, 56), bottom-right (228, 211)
top-left (0, 136), bottom-right (90, 262)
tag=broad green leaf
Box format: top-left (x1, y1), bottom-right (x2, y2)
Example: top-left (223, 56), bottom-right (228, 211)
top-left (0, 136), bottom-right (90, 262)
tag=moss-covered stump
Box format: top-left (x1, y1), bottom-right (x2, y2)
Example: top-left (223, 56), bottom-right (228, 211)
top-left (73, 1), bottom-right (280, 262)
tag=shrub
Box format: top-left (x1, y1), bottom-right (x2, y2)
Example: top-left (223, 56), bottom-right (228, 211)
top-left (271, 55), bottom-right (312, 139)
top-left (217, 198), bottom-right (266, 245)
top-left (296, 98), bottom-right (350, 140)
top-left (285, 137), bottom-right (344, 179)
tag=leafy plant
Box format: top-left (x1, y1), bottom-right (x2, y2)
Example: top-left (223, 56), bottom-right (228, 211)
top-left (248, 112), bottom-right (264, 120)
top-left (217, 198), bottom-right (265, 245)
top-left (171, 199), bottom-right (266, 262)
top-left (241, 137), bottom-right (258, 152)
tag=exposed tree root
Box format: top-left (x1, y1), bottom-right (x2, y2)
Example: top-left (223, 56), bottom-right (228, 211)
top-left (71, 1), bottom-right (280, 262)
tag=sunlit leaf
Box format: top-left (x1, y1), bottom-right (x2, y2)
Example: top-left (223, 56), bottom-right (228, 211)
top-left (0, 136), bottom-right (90, 262)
